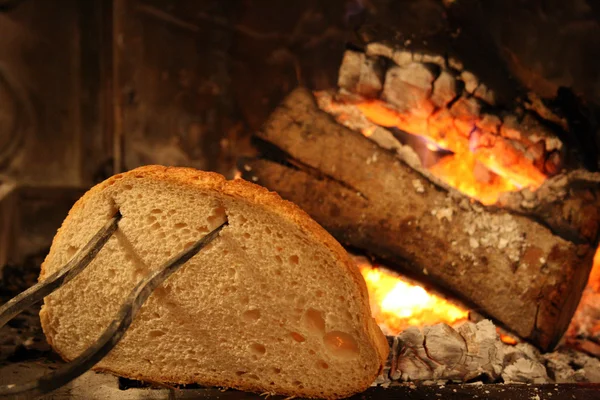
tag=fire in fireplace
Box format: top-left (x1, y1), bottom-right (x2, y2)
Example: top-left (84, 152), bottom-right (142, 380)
top-left (2, 0), bottom-right (600, 397)
top-left (357, 256), bottom-right (469, 335)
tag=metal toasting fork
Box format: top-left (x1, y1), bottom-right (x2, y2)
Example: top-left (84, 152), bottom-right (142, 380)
top-left (0, 211), bottom-right (227, 398)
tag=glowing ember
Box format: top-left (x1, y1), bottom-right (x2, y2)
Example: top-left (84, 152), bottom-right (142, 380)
top-left (499, 332), bottom-right (519, 345)
top-left (315, 92), bottom-right (547, 205)
top-left (588, 247), bottom-right (600, 292)
top-left (358, 263), bottom-right (469, 335)
top-left (568, 248), bottom-right (600, 339)
top-left (429, 152), bottom-right (519, 205)
top-left (353, 99), bottom-right (547, 193)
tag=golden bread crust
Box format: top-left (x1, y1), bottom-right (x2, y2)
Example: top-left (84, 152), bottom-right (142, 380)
top-left (39, 165), bottom-right (388, 399)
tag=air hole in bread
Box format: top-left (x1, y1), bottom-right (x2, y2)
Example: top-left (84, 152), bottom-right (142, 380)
top-left (207, 206), bottom-right (226, 224)
top-left (265, 227), bottom-right (272, 234)
top-left (174, 222), bottom-right (187, 229)
top-left (276, 246), bottom-right (283, 252)
top-left (293, 381), bottom-right (302, 386)
top-left (149, 330), bottom-right (166, 338)
top-left (323, 331), bottom-right (359, 359)
top-left (150, 222), bottom-right (161, 231)
top-left (222, 286), bottom-right (237, 294)
top-left (247, 374), bottom-right (259, 380)
top-left (345, 311), bottom-right (354, 321)
top-left (151, 208), bottom-right (162, 214)
top-left (157, 232), bottom-right (166, 239)
top-left (242, 309), bottom-right (260, 322)
top-left (164, 301), bottom-right (178, 310)
top-left (272, 367), bottom-right (281, 374)
top-left (236, 371), bottom-right (246, 376)
top-left (243, 233), bottom-right (251, 239)
top-left (66, 246), bottom-right (78, 259)
top-left (316, 290), bottom-right (324, 298)
top-left (167, 210), bottom-right (176, 216)
top-left (290, 332), bottom-right (306, 343)
top-left (317, 360), bottom-right (329, 369)
top-left (289, 255), bottom-right (299, 265)
top-left (274, 255), bottom-right (282, 264)
top-left (184, 241), bottom-right (195, 249)
top-left (147, 215), bottom-right (157, 224)
top-left (303, 308), bottom-right (326, 334)
top-left (274, 269), bottom-right (282, 276)
top-left (249, 343), bottom-right (266, 356)
top-left (123, 184), bottom-right (133, 190)
top-left (197, 226), bottom-right (209, 233)
top-left (239, 216), bottom-right (247, 224)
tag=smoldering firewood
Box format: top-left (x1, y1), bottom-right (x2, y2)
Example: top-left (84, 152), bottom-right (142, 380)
top-left (337, 50), bottom-right (385, 98)
top-left (317, 89), bottom-right (600, 246)
top-left (244, 87), bottom-right (598, 351)
top-left (498, 170), bottom-right (600, 245)
top-left (390, 320), bottom-right (504, 382)
top-left (336, 43), bottom-right (568, 183)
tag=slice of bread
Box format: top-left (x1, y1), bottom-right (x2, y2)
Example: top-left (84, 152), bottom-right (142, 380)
top-left (39, 165), bottom-right (388, 398)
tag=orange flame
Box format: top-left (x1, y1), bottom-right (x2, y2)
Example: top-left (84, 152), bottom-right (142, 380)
top-left (568, 248), bottom-right (600, 339)
top-left (358, 263), bottom-right (469, 335)
top-left (429, 153), bottom-right (519, 205)
top-left (588, 247), bottom-right (600, 292)
top-left (345, 98), bottom-right (545, 205)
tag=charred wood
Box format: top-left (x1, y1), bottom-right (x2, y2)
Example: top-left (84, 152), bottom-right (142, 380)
top-left (243, 88), bottom-right (598, 351)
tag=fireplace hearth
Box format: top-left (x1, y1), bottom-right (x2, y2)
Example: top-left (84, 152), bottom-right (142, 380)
top-left (1, 0), bottom-right (600, 398)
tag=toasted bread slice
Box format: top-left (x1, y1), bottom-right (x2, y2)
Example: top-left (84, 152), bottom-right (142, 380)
top-left (39, 165), bottom-right (388, 398)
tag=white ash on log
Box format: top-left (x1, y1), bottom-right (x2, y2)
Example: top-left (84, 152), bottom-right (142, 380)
top-left (501, 343), bottom-right (549, 384)
top-left (391, 320), bottom-right (503, 382)
top-left (544, 349), bottom-right (600, 383)
top-left (372, 320), bottom-right (600, 386)
top-left (243, 88), bottom-right (599, 351)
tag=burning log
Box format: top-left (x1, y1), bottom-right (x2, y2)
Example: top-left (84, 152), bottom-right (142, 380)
top-left (242, 88), bottom-right (599, 351)
top-left (323, 45), bottom-right (571, 205)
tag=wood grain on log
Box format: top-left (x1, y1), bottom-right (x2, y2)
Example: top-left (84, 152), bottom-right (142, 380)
top-left (242, 88), bottom-right (597, 351)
